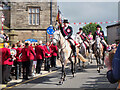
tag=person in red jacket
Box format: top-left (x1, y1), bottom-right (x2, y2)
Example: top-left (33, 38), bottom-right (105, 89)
top-left (15, 44), bottom-right (22, 79)
top-left (28, 41), bottom-right (36, 76)
top-left (44, 42), bottom-right (52, 72)
top-left (50, 40), bottom-right (58, 68)
top-left (35, 40), bottom-right (45, 74)
top-left (2, 43), bottom-right (11, 84)
top-left (21, 42), bottom-right (30, 80)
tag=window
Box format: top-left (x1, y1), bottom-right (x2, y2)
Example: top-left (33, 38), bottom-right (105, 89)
top-left (29, 8), bottom-right (40, 25)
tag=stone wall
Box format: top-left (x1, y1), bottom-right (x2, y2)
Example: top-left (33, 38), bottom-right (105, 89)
top-left (3, 9), bottom-right (10, 28)
top-left (9, 1), bottom-right (57, 42)
top-left (15, 30), bottom-right (47, 44)
top-left (10, 2), bottom-right (57, 29)
top-left (107, 26), bottom-right (118, 44)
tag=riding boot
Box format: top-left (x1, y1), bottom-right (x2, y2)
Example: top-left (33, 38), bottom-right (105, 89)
top-left (72, 45), bottom-right (77, 57)
top-left (87, 47), bottom-right (90, 53)
top-left (92, 44), bottom-right (94, 53)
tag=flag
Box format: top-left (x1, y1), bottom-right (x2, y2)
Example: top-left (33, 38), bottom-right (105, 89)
top-left (56, 8), bottom-right (62, 23)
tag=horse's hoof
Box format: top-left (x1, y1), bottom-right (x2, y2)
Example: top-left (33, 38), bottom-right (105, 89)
top-left (97, 70), bottom-right (100, 73)
top-left (78, 67), bottom-right (82, 70)
top-left (73, 74), bottom-right (75, 77)
top-left (100, 66), bottom-right (103, 69)
top-left (63, 78), bottom-right (66, 81)
top-left (59, 81), bottom-right (63, 85)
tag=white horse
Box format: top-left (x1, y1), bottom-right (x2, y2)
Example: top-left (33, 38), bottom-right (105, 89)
top-left (74, 34), bottom-right (88, 68)
top-left (53, 30), bottom-right (87, 84)
top-left (87, 39), bottom-right (95, 64)
top-left (53, 30), bottom-right (76, 84)
top-left (93, 35), bottom-right (104, 73)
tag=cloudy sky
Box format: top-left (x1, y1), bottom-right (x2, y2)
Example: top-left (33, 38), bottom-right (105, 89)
top-left (57, 0), bottom-right (119, 36)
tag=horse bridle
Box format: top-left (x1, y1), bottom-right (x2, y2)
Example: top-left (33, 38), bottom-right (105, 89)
top-left (53, 31), bottom-right (66, 50)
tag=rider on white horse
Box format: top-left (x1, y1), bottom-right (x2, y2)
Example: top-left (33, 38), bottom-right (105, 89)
top-left (76, 28), bottom-right (90, 53)
top-left (59, 19), bottom-right (78, 56)
top-left (93, 25), bottom-right (108, 53)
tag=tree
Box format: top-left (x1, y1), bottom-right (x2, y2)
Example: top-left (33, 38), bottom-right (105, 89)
top-left (83, 23), bottom-right (102, 35)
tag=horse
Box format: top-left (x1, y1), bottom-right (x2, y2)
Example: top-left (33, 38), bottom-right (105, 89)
top-left (53, 30), bottom-right (87, 84)
top-left (93, 35), bottom-right (104, 73)
top-left (74, 34), bottom-right (88, 69)
top-left (87, 39), bottom-right (95, 64)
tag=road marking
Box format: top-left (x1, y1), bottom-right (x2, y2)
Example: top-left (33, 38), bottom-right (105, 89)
top-left (3, 70), bottom-right (57, 90)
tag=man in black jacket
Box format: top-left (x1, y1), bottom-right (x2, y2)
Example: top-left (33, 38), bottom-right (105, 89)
top-left (59, 19), bottom-right (76, 56)
top-left (93, 25), bottom-right (107, 52)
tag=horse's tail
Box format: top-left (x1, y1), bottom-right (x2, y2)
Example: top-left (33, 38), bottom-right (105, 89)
top-left (78, 53), bottom-right (88, 62)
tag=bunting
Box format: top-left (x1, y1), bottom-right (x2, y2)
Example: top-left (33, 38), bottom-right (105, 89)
top-left (70, 20), bottom-right (119, 25)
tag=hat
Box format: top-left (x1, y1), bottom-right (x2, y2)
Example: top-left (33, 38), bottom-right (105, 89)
top-left (63, 19), bottom-right (69, 23)
top-left (79, 28), bottom-right (83, 30)
top-left (96, 25), bottom-right (101, 28)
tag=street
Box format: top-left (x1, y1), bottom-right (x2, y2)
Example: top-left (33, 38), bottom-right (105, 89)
top-left (2, 59), bottom-right (118, 89)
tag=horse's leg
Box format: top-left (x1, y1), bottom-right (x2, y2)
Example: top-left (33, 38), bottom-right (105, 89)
top-left (78, 58), bottom-right (81, 70)
top-left (102, 50), bottom-right (105, 66)
top-left (90, 53), bottom-right (93, 64)
top-left (69, 57), bottom-right (74, 77)
top-left (74, 55), bottom-right (77, 74)
top-left (59, 63), bottom-right (65, 84)
top-left (95, 56), bottom-right (100, 73)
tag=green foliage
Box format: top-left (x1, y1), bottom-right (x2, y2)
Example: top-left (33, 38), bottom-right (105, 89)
top-left (83, 23), bottom-right (102, 35)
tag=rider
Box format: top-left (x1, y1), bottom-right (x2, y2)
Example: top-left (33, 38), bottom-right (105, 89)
top-left (76, 28), bottom-right (90, 53)
top-left (59, 19), bottom-right (77, 56)
top-left (93, 25), bottom-right (108, 52)
top-left (88, 31), bottom-right (93, 40)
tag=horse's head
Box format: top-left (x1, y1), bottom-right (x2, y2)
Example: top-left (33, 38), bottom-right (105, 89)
top-left (53, 30), bottom-right (61, 45)
top-left (75, 34), bottom-right (83, 44)
top-left (95, 35), bottom-right (101, 49)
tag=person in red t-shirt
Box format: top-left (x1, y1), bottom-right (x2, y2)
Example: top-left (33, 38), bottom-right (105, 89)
top-left (35, 41), bottom-right (45, 74)
top-left (44, 42), bottom-right (52, 72)
top-left (21, 42), bottom-right (30, 80)
top-left (50, 40), bottom-right (58, 68)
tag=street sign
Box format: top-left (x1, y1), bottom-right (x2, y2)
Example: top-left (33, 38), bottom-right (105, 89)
top-left (47, 25), bottom-right (55, 35)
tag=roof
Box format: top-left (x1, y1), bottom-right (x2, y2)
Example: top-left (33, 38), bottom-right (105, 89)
top-left (106, 22), bottom-right (120, 28)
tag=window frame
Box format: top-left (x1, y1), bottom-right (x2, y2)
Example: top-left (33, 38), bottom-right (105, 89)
top-left (28, 7), bottom-right (40, 26)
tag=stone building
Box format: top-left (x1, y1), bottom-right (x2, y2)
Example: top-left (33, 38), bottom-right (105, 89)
top-left (106, 23), bottom-right (120, 45)
top-left (0, 1), bottom-right (57, 44)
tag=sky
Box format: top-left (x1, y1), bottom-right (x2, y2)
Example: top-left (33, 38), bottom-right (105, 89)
top-left (57, 1), bottom-right (119, 36)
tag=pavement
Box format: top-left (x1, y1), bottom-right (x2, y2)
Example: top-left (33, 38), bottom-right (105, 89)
top-left (0, 58), bottom-right (118, 89)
